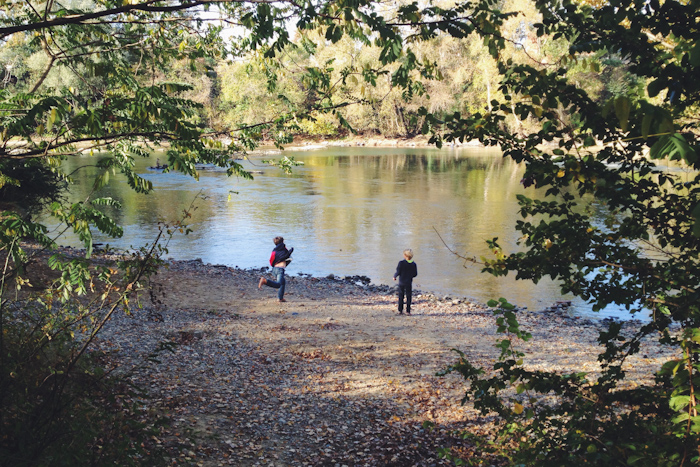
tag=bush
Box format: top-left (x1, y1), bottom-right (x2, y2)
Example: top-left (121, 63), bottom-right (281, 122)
top-left (0, 159), bottom-right (68, 219)
top-left (439, 299), bottom-right (696, 466)
top-left (0, 234), bottom-right (172, 465)
top-left (0, 296), bottom-right (169, 466)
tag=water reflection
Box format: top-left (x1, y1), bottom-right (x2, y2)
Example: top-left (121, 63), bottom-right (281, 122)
top-left (43, 146), bottom-right (637, 320)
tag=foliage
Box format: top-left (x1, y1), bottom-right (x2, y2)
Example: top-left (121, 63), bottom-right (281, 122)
top-left (0, 186), bottom-right (203, 464)
top-left (0, 0), bottom-right (229, 449)
top-left (440, 300), bottom-right (686, 466)
top-left (0, 0), bottom-right (256, 253)
top-left (0, 299), bottom-right (169, 466)
top-left (261, 155), bottom-right (305, 174)
top-left (0, 158), bottom-right (67, 219)
top-left (0, 222), bottom-right (175, 465)
top-left (297, 112), bottom-right (342, 137)
top-left (409, 0), bottom-right (700, 464)
top-left (216, 56), bottom-right (304, 135)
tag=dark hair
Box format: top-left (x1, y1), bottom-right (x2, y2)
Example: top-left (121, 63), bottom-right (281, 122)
top-left (273, 236), bottom-right (284, 245)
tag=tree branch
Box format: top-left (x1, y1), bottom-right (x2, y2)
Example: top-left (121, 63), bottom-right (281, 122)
top-left (0, 0), bottom-right (209, 39)
top-left (2, 131), bottom-right (183, 159)
top-left (433, 226), bottom-right (480, 267)
top-left (29, 38), bottom-right (56, 93)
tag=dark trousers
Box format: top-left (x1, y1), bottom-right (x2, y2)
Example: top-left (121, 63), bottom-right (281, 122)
top-left (265, 267), bottom-right (286, 300)
top-left (398, 284), bottom-right (412, 313)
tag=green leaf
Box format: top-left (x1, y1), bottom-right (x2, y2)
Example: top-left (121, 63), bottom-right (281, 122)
top-left (649, 134), bottom-right (696, 163)
top-left (47, 107), bottom-right (57, 132)
top-left (93, 171), bottom-right (110, 191)
top-left (91, 197), bottom-right (121, 208)
top-left (672, 412), bottom-right (691, 424)
top-left (692, 202), bottom-right (700, 237)
top-left (690, 42), bottom-right (700, 67)
top-left (670, 395), bottom-right (691, 411)
top-left (602, 98), bottom-right (614, 118)
top-left (647, 78), bottom-right (665, 98)
top-left (614, 96), bottom-right (631, 131)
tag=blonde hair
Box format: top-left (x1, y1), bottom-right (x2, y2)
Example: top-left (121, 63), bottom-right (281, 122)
top-left (403, 249), bottom-right (414, 260)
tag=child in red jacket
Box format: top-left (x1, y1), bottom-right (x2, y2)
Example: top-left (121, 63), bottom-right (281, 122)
top-left (258, 236), bottom-right (293, 302)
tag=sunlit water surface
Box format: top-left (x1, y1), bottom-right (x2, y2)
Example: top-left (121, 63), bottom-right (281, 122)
top-left (43, 146), bottom-right (647, 320)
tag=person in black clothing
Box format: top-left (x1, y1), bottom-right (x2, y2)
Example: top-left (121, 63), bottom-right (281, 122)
top-left (393, 249), bottom-right (418, 315)
top-left (258, 236), bottom-right (293, 302)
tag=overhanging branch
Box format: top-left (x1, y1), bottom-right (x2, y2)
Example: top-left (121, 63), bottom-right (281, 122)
top-left (0, 0), bottom-right (210, 39)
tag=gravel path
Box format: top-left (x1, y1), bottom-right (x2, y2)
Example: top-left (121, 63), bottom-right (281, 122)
top-left (95, 259), bottom-right (676, 466)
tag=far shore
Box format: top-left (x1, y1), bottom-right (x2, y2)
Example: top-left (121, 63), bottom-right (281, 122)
top-left (252, 134), bottom-right (489, 152)
top-left (287, 135), bottom-right (485, 149)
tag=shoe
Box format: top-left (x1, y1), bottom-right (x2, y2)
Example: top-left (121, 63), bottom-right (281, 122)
top-left (398, 312), bottom-right (404, 315)
top-left (406, 311), bottom-right (411, 315)
top-left (279, 298), bottom-right (286, 302)
top-left (258, 277), bottom-right (266, 289)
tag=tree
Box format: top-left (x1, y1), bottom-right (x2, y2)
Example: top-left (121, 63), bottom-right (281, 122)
top-left (0, 1), bottom-right (274, 463)
top-left (420, 0), bottom-right (700, 464)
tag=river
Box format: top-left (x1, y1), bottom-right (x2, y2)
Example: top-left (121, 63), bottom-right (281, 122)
top-left (43, 145), bottom-right (640, 320)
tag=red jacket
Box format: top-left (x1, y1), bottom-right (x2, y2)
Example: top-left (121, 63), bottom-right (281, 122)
top-left (270, 243), bottom-right (293, 266)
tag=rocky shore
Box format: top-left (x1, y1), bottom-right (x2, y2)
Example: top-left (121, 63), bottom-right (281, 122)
top-left (87, 258), bottom-right (677, 466)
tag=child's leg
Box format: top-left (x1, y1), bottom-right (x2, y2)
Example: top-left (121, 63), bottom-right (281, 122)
top-left (276, 269), bottom-right (286, 301)
top-left (406, 284), bottom-right (413, 314)
top-left (265, 267), bottom-right (283, 289)
top-left (398, 285), bottom-right (405, 313)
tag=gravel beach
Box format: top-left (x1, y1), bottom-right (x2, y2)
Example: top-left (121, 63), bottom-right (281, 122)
top-left (84, 257), bottom-right (679, 466)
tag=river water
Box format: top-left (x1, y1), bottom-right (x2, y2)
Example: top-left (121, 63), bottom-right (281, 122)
top-left (44, 145), bottom-right (639, 320)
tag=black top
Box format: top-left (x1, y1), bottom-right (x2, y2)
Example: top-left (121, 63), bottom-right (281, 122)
top-left (394, 259), bottom-right (417, 286)
top-left (270, 243), bottom-right (293, 266)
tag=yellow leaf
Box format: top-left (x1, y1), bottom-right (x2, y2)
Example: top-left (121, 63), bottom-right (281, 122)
top-left (514, 402), bottom-right (524, 414)
top-left (557, 169), bottom-right (566, 178)
top-left (47, 107), bottom-right (57, 132)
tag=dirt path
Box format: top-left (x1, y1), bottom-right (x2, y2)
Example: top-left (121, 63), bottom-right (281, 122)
top-left (98, 260), bottom-right (673, 466)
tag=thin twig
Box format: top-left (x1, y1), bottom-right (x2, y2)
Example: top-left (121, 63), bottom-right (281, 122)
top-left (433, 226), bottom-right (480, 267)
